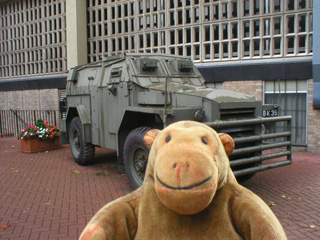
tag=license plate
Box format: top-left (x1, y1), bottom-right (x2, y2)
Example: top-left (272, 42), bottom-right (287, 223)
top-left (262, 109), bottom-right (278, 117)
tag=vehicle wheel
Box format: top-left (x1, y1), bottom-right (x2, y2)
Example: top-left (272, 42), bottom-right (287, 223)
top-left (124, 127), bottom-right (150, 190)
top-left (69, 117), bottom-right (95, 165)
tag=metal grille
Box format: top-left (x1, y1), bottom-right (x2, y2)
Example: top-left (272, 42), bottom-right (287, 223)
top-left (220, 108), bottom-right (256, 120)
top-left (0, 0), bottom-right (67, 79)
top-left (87, 0), bottom-right (313, 63)
top-left (205, 116), bottom-right (292, 176)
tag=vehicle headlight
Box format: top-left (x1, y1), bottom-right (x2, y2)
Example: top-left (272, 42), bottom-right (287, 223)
top-left (194, 110), bottom-right (204, 122)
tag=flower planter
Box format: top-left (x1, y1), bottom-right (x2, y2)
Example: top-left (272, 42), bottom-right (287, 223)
top-left (20, 137), bottom-right (61, 153)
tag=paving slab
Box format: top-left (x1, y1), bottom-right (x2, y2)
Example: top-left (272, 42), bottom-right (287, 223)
top-left (0, 139), bottom-right (319, 239)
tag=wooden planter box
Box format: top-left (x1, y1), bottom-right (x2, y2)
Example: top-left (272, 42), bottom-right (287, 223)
top-left (20, 137), bottom-right (61, 153)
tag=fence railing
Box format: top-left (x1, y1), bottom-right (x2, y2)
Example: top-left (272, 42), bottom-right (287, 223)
top-left (0, 109), bottom-right (61, 139)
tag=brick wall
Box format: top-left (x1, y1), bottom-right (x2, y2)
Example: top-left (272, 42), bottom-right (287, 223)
top-left (224, 80), bottom-right (263, 101)
top-left (22, 90), bottom-right (40, 110)
top-left (39, 89), bottom-right (60, 110)
top-left (0, 89), bottom-right (59, 111)
top-left (307, 80), bottom-right (320, 153)
top-left (7, 91), bottom-right (23, 110)
top-left (0, 92), bottom-right (7, 109)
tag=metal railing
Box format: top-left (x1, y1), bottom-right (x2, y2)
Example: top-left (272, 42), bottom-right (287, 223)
top-left (0, 110), bottom-right (60, 139)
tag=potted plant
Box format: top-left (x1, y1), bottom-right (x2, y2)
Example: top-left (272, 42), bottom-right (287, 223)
top-left (19, 119), bottom-right (61, 153)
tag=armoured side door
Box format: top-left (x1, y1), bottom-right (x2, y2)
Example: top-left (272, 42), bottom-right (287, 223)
top-left (101, 63), bottom-right (129, 149)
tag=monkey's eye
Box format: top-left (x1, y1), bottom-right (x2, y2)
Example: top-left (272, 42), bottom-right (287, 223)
top-left (166, 135), bottom-right (171, 142)
top-left (201, 137), bottom-right (208, 145)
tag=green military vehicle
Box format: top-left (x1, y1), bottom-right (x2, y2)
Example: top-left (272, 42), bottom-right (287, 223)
top-left (61, 53), bottom-right (292, 189)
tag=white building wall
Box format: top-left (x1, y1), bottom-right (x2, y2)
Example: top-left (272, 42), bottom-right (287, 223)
top-left (86, 0), bottom-right (313, 65)
top-left (0, 0), bottom-right (67, 79)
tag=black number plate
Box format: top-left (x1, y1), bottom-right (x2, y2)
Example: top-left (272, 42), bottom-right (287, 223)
top-left (262, 109), bottom-right (278, 117)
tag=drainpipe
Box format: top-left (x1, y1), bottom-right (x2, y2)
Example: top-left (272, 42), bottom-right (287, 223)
top-left (313, 1), bottom-right (320, 108)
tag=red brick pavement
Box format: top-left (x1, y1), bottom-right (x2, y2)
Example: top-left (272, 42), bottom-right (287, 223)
top-left (0, 138), bottom-right (319, 240)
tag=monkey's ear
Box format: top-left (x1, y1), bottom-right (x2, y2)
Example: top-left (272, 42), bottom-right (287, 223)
top-left (218, 133), bottom-right (235, 156)
top-left (144, 129), bottom-right (161, 149)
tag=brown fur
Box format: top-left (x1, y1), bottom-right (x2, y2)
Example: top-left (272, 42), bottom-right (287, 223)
top-left (80, 121), bottom-right (287, 240)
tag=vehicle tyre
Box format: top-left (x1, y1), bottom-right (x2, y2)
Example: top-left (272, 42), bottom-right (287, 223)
top-left (69, 117), bottom-right (95, 165)
top-left (124, 127), bottom-right (150, 190)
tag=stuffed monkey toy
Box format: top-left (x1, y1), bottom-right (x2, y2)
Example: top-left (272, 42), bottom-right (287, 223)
top-left (80, 121), bottom-right (287, 240)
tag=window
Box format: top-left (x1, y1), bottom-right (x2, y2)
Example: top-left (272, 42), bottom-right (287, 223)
top-left (264, 80), bottom-right (307, 145)
top-left (85, 0), bottom-right (313, 63)
top-left (0, 0), bottom-right (67, 78)
top-left (59, 89), bottom-right (67, 119)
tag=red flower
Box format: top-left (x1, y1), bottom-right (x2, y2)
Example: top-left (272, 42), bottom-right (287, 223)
top-left (24, 128), bottom-right (27, 131)
top-left (33, 129), bottom-right (37, 132)
top-left (45, 121), bottom-right (49, 125)
top-left (28, 125), bottom-right (32, 128)
top-left (50, 135), bottom-right (53, 138)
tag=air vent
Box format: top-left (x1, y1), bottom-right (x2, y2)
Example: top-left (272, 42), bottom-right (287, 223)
top-left (220, 108), bottom-right (255, 120)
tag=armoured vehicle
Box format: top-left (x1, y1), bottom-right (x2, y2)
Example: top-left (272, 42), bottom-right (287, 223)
top-left (61, 53), bottom-right (292, 189)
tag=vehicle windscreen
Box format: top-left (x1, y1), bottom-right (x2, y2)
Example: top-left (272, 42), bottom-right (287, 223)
top-left (129, 57), bottom-right (204, 87)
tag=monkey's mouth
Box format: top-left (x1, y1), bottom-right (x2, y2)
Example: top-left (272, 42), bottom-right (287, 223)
top-left (156, 174), bottom-right (212, 190)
